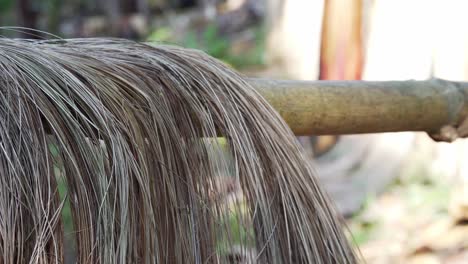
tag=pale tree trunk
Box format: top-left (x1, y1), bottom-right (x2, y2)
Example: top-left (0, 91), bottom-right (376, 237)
top-left (363, 0), bottom-right (468, 221)
top-left (265, 0), bottom-right (386, 215)
top-left (316, 1), bottom-right (366, 212)
top-left (264, 0), bottom-right (468, 217)
top-left (265, 0), bottom-right (325, 160)
top-left (363, 0), bottom-right (435, 80)
top-left (265, 0), bottom-right (324, 80)
top-left (361, 1), bottom-right (438, 214)
top-left (430, 1), bottom-right (468, 221)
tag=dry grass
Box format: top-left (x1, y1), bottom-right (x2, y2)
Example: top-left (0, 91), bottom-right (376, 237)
top-left (0, 37), bottom-right (357, 263)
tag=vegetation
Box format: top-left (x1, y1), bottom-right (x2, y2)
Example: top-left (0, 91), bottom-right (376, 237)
top-left (148, 24), bottom-right (266, 69)
top-left (0, 0), bottom-right (13, 13)
top-left (348, 164), bottom-right (451, 250)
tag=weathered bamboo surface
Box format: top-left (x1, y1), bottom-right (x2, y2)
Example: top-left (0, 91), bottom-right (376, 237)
top-left (250, 78), bottom-right (468, 141)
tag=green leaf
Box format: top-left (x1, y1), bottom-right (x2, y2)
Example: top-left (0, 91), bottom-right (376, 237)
top-left (0, 0), bottom-right (13, 13)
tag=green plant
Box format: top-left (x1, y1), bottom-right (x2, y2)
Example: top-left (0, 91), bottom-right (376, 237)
top-left (0, 0), bottom-right (13, 13)
top-left (216, 204), bottom-right (255, 256)
top-left (347, 194), bottom-right (379, 246)
top-left (50, 143), bottom-right (74, 233)
top-left (147, 27), bottom-right (173, 43)
top-left (148, 24), bottom-right (265, 69)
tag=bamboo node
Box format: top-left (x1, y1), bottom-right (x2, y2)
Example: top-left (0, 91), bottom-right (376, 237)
top-left (429, 116), bottom-right (468, 142)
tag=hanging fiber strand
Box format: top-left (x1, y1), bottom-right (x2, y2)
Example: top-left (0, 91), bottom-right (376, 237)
top-left (0, 38), bottom-right (357, 263)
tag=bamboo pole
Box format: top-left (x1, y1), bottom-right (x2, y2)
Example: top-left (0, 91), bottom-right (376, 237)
top-left (250, 78), bottom-right (468, 142)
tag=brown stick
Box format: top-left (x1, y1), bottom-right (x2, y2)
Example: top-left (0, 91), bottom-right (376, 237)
top-left (250, 78), bottom-right (468, 141)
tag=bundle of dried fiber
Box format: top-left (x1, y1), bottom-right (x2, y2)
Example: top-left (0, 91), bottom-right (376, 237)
top-left (0, 38), bottom-right (357, 263)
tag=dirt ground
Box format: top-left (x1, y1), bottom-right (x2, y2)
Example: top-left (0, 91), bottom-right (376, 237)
top-left (348, 177), bottom-right (468, 264)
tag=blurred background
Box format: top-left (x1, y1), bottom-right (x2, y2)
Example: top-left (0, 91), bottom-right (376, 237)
top-left (1, 0), bottom-right (468, 263)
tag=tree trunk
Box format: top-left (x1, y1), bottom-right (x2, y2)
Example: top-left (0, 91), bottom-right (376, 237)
top-left (319, 0), bottom-right (363, 80)
top-left (103, 0), bottom-right (122, 35)
top-left (15, 0), bottom-right (38, 38)
top-left (265, 0), bottom-right (324, 80)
